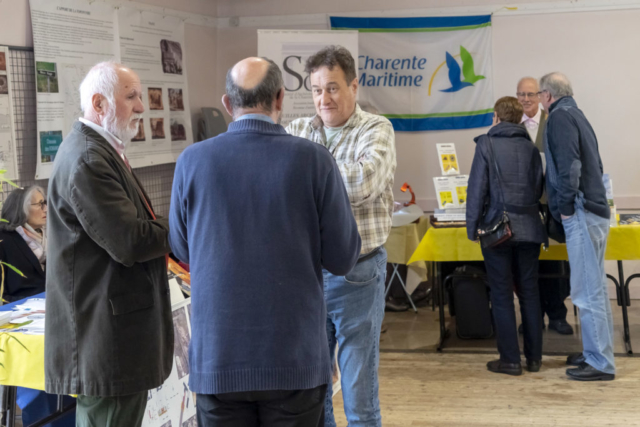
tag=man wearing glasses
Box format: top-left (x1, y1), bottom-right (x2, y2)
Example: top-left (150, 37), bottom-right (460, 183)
top-left (516, 77), bottom-right (573, 337)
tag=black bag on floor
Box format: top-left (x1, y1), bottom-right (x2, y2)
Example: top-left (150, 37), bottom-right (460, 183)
top-left (446, 266), bottom-right (494, 340)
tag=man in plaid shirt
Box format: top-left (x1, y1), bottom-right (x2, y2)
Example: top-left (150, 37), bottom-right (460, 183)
top-left (287, 46), bottom-right (396, 427)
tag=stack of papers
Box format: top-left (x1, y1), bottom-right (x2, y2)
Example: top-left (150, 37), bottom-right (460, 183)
top-left (1, 297), bottom-right (46, 335)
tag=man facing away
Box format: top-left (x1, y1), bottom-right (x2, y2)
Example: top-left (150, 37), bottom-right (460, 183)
top-left (287, 46), bottom-right (397, 427)
top-left (45, 62), bottom-right (173, 426)
top-left (169, 57), bottom-right (361, 426)
top-left (539, 72), bottom-right (615, 381)
top-left (517, 76), bottom-right (573, 336)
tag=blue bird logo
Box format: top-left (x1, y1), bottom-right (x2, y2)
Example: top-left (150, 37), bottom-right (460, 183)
top-left (440, 46), bottom-right (485, 93)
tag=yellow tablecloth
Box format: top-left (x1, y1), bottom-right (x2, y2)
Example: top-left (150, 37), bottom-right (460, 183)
top-left (408, 224), bottom-right (640, 264)
top-left (0, 331), bottom-right (45, 390)
top-left (384, 216), bottom-right (430, 293)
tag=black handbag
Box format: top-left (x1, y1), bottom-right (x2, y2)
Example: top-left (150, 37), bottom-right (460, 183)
top-left (477, 137), bottom-right (513, 249)
top-left (541, 204), bottom-right (566, 243)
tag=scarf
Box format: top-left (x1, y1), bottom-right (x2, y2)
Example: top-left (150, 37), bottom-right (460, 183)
top-left (16, 224), bottom-right (46, 271)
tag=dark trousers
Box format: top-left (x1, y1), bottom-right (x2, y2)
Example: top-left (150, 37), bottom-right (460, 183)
top-left (482, 241), bottom-right (543, 363)
top-left (539, 261), bottom-right (571, 321)
top-left (75, 391), bottom-right (147, 427)
top-left (196, 384), bottom-right (327, 427)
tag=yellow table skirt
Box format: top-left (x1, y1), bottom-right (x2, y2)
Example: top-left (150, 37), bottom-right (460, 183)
top-left (0, 331), bottom-right (45, 390)
top-left (408, 224), bottom-right (640, 264)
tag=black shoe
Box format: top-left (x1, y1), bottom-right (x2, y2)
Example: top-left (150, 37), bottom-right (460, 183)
top-left (385, 299), bottom-right (409, 312)
top-left (566, 363), bottom-right (615, 381)
top-left (526, 359), bottom-right (542, 373)
top-left (548, 319), bottom-right (574, 335)
top-left (566, 353), bottom-right (586, 366)
top-left (487, 359), bottom-right (523, 376)
top-left (518, 322), bottom-right (545, 335)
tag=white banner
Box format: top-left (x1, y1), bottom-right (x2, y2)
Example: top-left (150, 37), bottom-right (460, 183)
top-left (118, 7), bottom-right (193, 169)
top-left (29, 0), bottom-right (120, 179)
top-left (331, 15), bottom-right (494, 132)
top-left (257, 30), bottom-right (358, 128)
top-left (0, 47), bottom-right (19, 180)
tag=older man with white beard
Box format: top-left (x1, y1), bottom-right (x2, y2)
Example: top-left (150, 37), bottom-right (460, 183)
top-left (45, 62), bottom-right (172, 427)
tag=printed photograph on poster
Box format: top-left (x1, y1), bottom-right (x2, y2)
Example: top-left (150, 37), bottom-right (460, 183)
top-left (40, 131), bottom-right (62, 163)
top-left (151, 118), bottom-right (165, 140)
top-left (170, 118), bottom-right (186, 142)
top-left (173, 307), bottom-right (190, 379)
top-left (436, 143), bottom-right (460, 175)
top-left (161, 40), bottom-right (183, 75)
top-left (0, 52), bottom-right (5, 71)
top-left (149, 88), bottom-right (164, 110)
top-left (36, 62), bottom-right (59, 93)
top-left (182, 416), bottom-right (197, 427)
top-left (132, 119), bottom-right (146, 142)
top-left (169, 89), bottom-right (184, 111)
top-left (0, 76), bottom-right (7, 95)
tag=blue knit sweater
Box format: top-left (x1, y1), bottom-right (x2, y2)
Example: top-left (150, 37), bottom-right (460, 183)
top-left (169, 119), bottom-right (361, 394)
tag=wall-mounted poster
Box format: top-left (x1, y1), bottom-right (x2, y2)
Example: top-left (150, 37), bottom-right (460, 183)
top-left (0, 46), bottom-right (19, 180)
top-left (118, 6), bottom-right (193, 169)
top-left (29, 0), bottom-right (119, 179)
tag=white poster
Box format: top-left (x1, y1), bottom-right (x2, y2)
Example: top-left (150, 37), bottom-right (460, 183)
top-left (331, 16), bottom-right (494, 132)
top-left (436, 143), bottom-right (460, 176)
top-left (142, 298), bottom-right (197, 427)
top-left (118, 7), bottom-right (193, 169)
top-left (29, 0), bottom-right (119, 179)
top-left (257, 30), bottom-right (358, 128)
top-left (0, 47), bottom-right (19, 180)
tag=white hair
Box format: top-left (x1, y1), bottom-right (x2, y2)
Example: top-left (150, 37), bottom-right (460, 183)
top-left (79, 61), bottom-right (120, 114)
top-left (517, 76), bottom-right (539, 91)
top-left (539, 72), bottom-right (573, 99)
top-left (22, 185), bottom-right (46, 217)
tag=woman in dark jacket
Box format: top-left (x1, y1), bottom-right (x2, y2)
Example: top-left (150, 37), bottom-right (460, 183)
top-left (0, 186), bottom-right (47, 302)
top-left (466, 96), bottom-right (547, 376)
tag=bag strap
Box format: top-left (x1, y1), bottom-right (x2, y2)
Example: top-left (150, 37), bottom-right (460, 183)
top-left (486, 136), bottom-right (508, 213)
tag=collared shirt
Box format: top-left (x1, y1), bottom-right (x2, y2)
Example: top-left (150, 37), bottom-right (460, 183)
top-left (521, 108), bottom-right (542, 142)
top-left (286, 104), bottom-right (396, 255)
top-left (79, 118), bottom-right (126, 162)
top-left (236, 113), bottom-right (275, 124)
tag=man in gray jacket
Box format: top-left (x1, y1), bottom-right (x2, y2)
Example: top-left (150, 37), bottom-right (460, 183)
top-left (45, 62), bottom-right (173, 426)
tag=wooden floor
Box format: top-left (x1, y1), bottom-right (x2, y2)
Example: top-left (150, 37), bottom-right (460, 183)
top-left (332, 352), bottom-right (640, 426)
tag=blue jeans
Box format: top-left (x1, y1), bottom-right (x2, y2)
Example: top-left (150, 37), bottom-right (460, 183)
top-left (323, 247), bottom-right (386, 427)
top-left (563, 201), bottom-right (616, 374)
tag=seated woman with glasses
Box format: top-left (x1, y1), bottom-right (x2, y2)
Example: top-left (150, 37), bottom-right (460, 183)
top-left (0, 185), bottom-right (48, 302)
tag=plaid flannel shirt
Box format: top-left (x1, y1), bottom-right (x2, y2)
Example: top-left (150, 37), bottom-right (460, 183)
top-left (287, 104), bottom-right (396, 255)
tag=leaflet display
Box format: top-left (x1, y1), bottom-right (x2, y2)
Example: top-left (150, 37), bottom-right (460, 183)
top-left (436, 143), bottom-right (460, 176)
top-left (29, 0), bottom-right (119, 179)
top-left (0, 46), bottom-right (18, 180)
top-left (118, 7), bottom-right (193, 169)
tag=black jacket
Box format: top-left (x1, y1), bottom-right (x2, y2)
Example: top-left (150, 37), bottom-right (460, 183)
top-left (545, 96), bottom-right (609, 220)
top-left (466, 121), bottom-right (546, 245)
top-left (0, 229), bottom-right (45, 302)
top-left (45, 121), bottom-right (172, 396)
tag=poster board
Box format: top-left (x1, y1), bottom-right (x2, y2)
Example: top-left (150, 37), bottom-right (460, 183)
top-left (29, 0), bottom-right (119, 179)
top-left (257, 30), bottom-right (358, 128)
top-left (0, 46), bottom-right (18, 180)
top-left (142, 297), bottom-right (197, 427)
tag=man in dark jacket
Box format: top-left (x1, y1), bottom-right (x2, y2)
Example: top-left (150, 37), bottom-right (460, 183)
top-left (45, 62), bottom-right (173, 426)
top-left (466, 96), bottom-right (546, 376)
top-left (540, 72), bottom-right (615, 381)
top-left (169, 57), bottom-right (361, 426)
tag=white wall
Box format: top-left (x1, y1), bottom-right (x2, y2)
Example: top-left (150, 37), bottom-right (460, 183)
top-left (214, 3), bottom-right (640, 210)
top-left (0, 0), bottom-right (218, 140)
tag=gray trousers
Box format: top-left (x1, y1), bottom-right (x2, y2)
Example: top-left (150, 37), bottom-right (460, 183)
top-left (76, 391), bottom-right (147, 427)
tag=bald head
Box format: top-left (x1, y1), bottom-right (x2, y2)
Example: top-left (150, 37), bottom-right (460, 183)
top-left (223, 57), bottom-right (284, 121)
top-left (230, 57), bottom-right (272, 90)
top-left (516, 76), bottom-right (540, 118)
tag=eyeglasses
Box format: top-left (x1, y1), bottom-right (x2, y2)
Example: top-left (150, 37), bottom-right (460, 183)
top-left (536, 90), bottom-right (547, 97)
top-left (517, 92), bottom-right (539, 99)
top-left (30, 200), bottom-right (47, 210)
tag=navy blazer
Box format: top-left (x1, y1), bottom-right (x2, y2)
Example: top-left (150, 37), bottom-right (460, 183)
top-left (466, 121), bottom-right (547, 245)
top-left (0, 229), bottom-right (46, 302)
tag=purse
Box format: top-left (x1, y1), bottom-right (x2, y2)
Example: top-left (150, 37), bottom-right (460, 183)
top-left (477, 137), bottom-right (513, 249)
top-left (541, 204), bottom-right (566, 243)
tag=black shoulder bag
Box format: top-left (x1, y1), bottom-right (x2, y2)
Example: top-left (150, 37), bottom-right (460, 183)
top-left (477, 137), bottom-right (513, 249)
